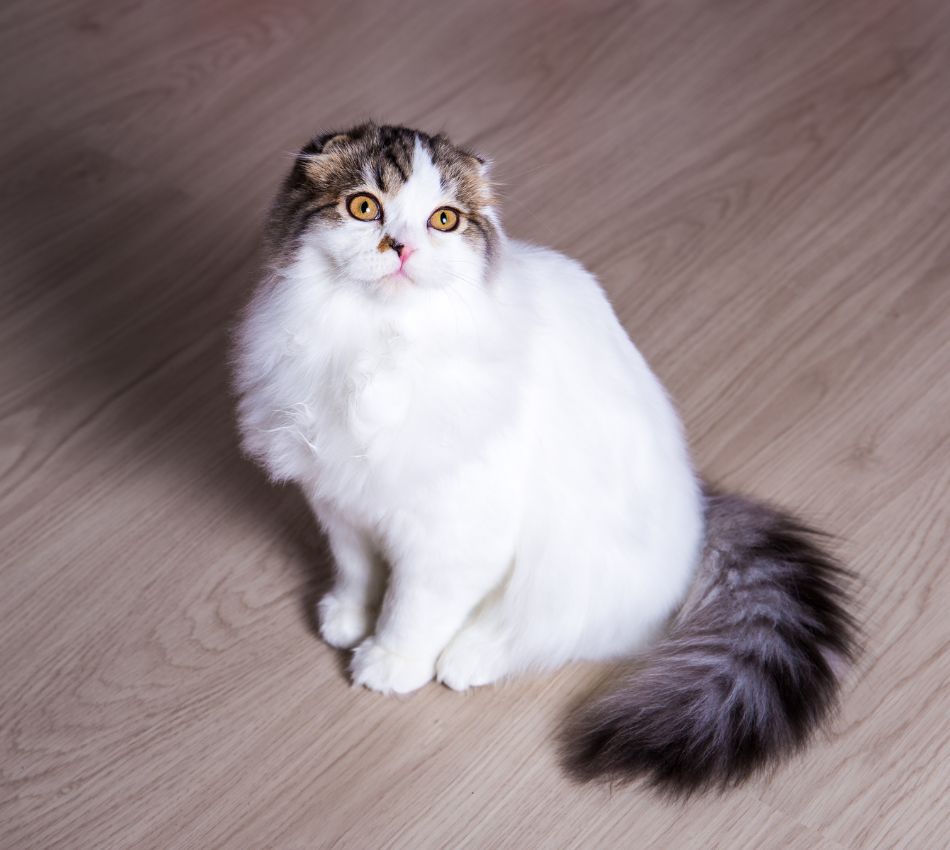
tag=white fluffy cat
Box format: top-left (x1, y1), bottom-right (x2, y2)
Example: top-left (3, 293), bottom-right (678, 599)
top-left (233, 124), bottom-right (856, 793)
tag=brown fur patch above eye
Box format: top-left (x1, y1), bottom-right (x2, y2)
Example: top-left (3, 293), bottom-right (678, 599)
top-left (422, 134), bottom-right (494, 210)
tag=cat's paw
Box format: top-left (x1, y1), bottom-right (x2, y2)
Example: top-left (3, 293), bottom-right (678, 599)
top-left (350, 638), bottom-right (434, 695)
top-left (436, 626), bottom-right (510, 691)
top-left (318, 593), bottom-right (371, 649)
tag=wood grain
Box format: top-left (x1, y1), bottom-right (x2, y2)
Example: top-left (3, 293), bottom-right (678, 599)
top-left (2, 1), bottom-right (949, 847)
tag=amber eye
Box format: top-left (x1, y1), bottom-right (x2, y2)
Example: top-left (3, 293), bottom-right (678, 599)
top-left (347, 193), bottom-right (381, 221)
top-left (429, 207), bottom-right (460, 232)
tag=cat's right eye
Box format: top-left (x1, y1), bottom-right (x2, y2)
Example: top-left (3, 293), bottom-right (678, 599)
top-left (347, 193), bottom-right (382, 222)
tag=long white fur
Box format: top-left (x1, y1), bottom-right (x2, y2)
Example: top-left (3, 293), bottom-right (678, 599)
top-left (234, 138), bottom-right (705, 694)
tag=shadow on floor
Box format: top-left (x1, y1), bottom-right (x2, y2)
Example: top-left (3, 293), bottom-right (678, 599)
top-left (3, 126), bottom-right (334, 634)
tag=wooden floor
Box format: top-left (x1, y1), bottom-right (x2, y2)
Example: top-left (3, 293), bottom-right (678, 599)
top-left (2, 1), bottom-right (949, 847)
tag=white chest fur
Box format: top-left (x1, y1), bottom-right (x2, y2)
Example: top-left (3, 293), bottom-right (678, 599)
top-left (235, 264), bottom-right (529, 520)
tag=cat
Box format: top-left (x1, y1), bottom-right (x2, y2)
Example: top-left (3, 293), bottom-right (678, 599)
top-left (232, 123), bottom-right (858, 795)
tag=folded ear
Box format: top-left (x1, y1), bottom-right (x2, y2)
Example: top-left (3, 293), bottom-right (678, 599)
top-left (296, 132), bottom-right (353, 181)
top-left (299, 132), bottom-right (350, 159)
top-left (472, 153), bottom-right (492, 179)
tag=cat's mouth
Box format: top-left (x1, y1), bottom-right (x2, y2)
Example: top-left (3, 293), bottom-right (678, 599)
top-left (382, 268), bottom-right (415, 284)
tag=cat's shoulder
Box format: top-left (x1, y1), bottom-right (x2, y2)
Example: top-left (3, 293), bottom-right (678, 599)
top-left (505, 239), bottom-right (587, 274)
top-left (502, 239), bottom-right (603, 303)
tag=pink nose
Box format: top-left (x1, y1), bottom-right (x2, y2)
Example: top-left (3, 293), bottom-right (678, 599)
top-left (396, 244), bottom-right (415, 267)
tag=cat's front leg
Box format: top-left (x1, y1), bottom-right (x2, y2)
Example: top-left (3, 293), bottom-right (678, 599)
top-left (313, 504), bottom-right (385, 650)
top-left (351, 509), bottom-right (515, 695)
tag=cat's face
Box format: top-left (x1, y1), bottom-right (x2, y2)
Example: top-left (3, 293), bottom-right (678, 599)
top-left (273, 124), bottom-right (499, 293)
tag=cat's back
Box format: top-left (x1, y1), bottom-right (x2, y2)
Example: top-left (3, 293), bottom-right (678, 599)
top-left (500, 237), bottom-right (693, 498)
top-left (502, 239), bottom-right (629, 340)
top-left (501, 239), bottom-right (649, 385)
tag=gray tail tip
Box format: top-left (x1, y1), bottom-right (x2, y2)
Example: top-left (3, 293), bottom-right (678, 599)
top-left (558, 489), bottom-right (860, 796)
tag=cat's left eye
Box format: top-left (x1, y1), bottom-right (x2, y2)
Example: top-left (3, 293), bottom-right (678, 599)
top-left (429, 207), bottom-right (460, 232)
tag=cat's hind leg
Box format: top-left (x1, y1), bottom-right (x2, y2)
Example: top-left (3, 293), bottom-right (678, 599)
top-left (436, 591), bottom-right (515, 691)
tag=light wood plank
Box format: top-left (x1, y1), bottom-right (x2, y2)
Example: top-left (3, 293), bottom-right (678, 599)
top-left (2, 1), bottom-right (948, 847)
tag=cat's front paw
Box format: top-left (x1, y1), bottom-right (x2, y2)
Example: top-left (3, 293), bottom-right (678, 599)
top-left (350, 638), bottom-right (434, 695)
top-left (318, 593), bottom-right (372, 649)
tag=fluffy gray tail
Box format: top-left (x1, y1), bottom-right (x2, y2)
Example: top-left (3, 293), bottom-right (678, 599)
top-left (562, 487), bottom-right (859, 795)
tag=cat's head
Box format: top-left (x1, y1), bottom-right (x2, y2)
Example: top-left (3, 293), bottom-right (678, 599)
top-left (271, 124), bottom-right (499, 293)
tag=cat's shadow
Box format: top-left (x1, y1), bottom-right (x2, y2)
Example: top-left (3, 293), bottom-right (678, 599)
top-left (9, 131), bottom-right (333, 640)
